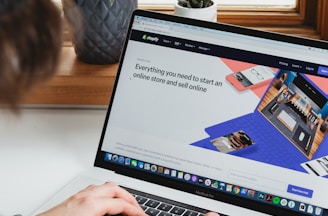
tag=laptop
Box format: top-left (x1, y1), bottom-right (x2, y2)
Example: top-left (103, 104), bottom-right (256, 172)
top-left (33, 9), bottom-right (328, 216)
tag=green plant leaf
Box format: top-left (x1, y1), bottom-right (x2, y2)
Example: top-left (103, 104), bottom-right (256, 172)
top-left (178, 0), bottom-right (189, 7)
top-left (203, 0), bottom-right (212, 7)
top-left (109, 0), bottom-right (115, 6)
top-left (191, 0), bottom-right (201, 8)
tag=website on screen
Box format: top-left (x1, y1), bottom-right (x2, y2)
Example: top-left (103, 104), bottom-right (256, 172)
top-left (101, 16), bottom-right (328, 213)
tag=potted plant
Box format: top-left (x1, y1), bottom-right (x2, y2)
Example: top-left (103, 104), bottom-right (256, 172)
top-left (175, 0), bottom-right (217, 22)
top-left (62, 0), bottom-right (138, 64)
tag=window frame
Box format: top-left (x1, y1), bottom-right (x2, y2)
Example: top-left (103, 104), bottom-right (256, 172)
top-left (59, 0), bottom-right (327, 42)
top-left (140, 0), bottom-right (304, 26)
top-left (138, 0), bottom-right (327, 40)
top-left (317, 0), bottom-right (328, 40)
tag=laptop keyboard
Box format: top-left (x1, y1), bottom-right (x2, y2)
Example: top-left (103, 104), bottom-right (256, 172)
top-left (122, 186), bottom-right (225, 216)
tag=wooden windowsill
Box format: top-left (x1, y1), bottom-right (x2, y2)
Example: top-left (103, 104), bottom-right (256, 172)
top-left (22, 47), bottom-right (118, 106)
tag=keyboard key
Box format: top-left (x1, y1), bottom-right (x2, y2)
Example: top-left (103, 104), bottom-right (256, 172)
top-left (136, 196), bottom-right (148, 205)
top-left (157, 203), bottom-right (173, 212)
top-left (145, 208), bottom-right (160, 216)
top-left (145, 200), bottom-right (161, 208)
top-left (159, 212), bottom-right (173, 216)
top-left (170, 206), bottom-right (186, 215)
top-left (183, 210), bottom-right (199, 216)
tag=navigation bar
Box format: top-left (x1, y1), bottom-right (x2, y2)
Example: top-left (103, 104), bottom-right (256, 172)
top-left (131, 30), bottom-right (327, 77)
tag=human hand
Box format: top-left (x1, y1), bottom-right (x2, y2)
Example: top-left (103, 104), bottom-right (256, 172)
top-left (38, 182), bottom-right (147, 216)
top-left (38, 182), bottom-right (220, 216)
top-left (205, 212), bottom-right (220, 216)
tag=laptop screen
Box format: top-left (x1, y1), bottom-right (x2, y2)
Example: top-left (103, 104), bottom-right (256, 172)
top-left (95, 10), bottom-right (328, 215)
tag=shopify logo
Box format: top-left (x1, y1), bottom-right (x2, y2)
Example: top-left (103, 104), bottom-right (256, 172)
top-left (142, 34), bottom-right (159, 42)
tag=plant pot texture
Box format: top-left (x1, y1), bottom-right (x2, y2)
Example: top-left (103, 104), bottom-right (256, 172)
top-left (63, 0), bottom-right (137, 64)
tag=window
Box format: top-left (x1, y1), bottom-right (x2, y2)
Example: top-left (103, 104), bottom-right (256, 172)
top-left (139, 0), bottom-right (302, 25)
top-left (54, 0), bottom-right (328, 41)
top-left (139, 0), bottom-right (328, 41)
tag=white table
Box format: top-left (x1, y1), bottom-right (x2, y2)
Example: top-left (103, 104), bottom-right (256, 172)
top-left (0, 108), bottom-right (107, 216)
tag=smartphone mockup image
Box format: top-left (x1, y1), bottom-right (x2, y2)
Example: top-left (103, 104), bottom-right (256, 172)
top-left (210, 130), bottom-right (255, 153)
top-left (226, 65), bottom-right (275, 91)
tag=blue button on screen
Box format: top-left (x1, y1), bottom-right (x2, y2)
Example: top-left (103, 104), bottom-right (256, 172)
top-left (287, 185), bottom-right (313, 198)
top-left (318, 66), bottom-right (328, 76)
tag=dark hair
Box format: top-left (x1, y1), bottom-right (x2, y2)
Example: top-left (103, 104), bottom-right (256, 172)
top-left (0, 0), bottom-right (62, 110)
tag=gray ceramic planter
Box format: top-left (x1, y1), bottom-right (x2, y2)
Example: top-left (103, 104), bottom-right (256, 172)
top-left (63, 0), bottom-right (137, 64)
